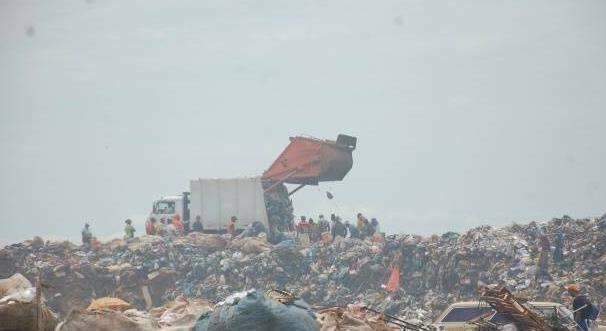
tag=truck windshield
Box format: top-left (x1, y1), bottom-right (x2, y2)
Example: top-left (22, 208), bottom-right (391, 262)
top-left (153, 201), bottom-right (175, 214)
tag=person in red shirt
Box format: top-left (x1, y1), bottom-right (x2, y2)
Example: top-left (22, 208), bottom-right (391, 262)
top-left (297, 216), bottom-right (308, 237)
top-left (146, 218), bottom-right (157, 235)
top-left (172, 215), bottom-right (184, 235)
top-left (227, 216), bottom-right (237, 238)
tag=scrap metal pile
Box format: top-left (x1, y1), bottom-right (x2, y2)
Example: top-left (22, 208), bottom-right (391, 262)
top-left (0, 214), bottom-right (604, 329)
top-left (478, 286), bottom-right (570, 331)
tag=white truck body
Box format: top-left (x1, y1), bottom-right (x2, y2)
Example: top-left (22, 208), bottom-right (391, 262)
top-left (189, 177), bottom-right (269, 231)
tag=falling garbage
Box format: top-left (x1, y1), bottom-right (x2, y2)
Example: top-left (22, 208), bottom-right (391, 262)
top-left (25, 25), bottom-right (35, 37)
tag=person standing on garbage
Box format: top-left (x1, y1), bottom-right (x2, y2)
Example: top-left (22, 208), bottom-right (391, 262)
top-left (298, 216), bottom-right (311, 245)
top-left (356, 213), bottom-right (367, 236)
top-left (330, 216), bottom-right (337, 239)
top-left (296, 216), bottom-right (308, 239)
top-left (318, 214), bottom-right (330, 233)
top-left (536, 233), bottom-right (552, 281)
top-left (124, 219), bottom-right (136, 239)
top-left (227, 216), bottom-right (237, 238)
top-left (345, 221), bottom-right (360, 239)
top-left (81, 223), bottom-right (93, 248)
top-left (331, 216), bottom-right (347, 239)
top-left (146, 218), bottom-right (157, 235)
top-left (308, 218), bottom-right (320, 242)
top-left (553, 230), bottom-right (565, 263)
top-left (363, 218), bottom-right (374, 238)
top-left (566, 284), bottom-right (596, 331)
top-left (166, 218), bottom-right (178, 240)
top-left (192, 215), bottom-right (204, 232)
top-left (172, 214), bottom-right (184, 235)
top-left (156, 219), bottom-right (167, 236)
top-left (371, 218), bottom-right (380, 234)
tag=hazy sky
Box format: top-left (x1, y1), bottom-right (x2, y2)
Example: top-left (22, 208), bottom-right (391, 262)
top-left (1, 0), bottom-right (605, 244)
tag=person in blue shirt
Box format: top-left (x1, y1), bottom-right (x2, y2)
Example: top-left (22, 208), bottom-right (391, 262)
top-left (345, 221), bottom-right (360, 239)
top-left (566, 284), bottom-right (593, 331)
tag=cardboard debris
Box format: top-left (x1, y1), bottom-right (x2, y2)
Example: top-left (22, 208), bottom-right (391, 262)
top-left (317, 306), bottom-right (398, 331)
top-left (87, 297), bottom-right (133, 311)
top-left (0, 273), bottom-right (57, 331)
top-left (0, 273), bottom-right (32, 298)
top-left (56, 309), bottom-right (154, 331)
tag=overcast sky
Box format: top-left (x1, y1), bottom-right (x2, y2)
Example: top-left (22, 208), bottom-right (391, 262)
top-left (1, 0), bottom-right (605, 244)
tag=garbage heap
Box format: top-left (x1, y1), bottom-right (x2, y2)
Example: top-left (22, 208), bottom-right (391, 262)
top-left (52, 295), bottom-right (211, 330)
top-left (0, 273), bottom-right (58, 331)
top-left (0, 214), bottom-right (604, 324)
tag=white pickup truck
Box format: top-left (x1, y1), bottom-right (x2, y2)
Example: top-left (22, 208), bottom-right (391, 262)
top-left (433, 301), bottom-right (604, 331)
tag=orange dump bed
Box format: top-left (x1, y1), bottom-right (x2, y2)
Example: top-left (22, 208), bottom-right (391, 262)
top-left (262, 134), bottom-right (356, 185)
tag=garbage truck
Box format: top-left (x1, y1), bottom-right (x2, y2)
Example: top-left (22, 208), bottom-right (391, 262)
top-left (148, 134), bottom-right (357, 235)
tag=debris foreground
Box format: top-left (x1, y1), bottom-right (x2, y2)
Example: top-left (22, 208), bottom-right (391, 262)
top-left (0, 215), bottom-right (604, 330)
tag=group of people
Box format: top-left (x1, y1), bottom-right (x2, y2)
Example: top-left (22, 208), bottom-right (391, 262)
top-left (81, 215), bottom-right (206, 247)
top-left (145, 214), bottom-right (207, 238)
top-left (82, 212), bottom-right (380, 246)
top-left (295, 213), bottom-right (380, 243)
top-left (81, 219), bottom-right (138, 249)
top-left (140, 214), bottom-right (239, 239)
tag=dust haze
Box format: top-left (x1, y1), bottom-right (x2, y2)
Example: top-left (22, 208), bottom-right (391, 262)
top-left (1, 0), bottom-right (605, 243)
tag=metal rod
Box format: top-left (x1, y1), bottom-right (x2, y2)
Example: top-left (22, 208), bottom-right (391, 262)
top-left (288, 184), bottom-right (306, 196)
top-left (263, 169), bottom-right (299, 193)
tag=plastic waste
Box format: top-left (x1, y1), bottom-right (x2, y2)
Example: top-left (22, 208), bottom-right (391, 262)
top-left (194, 289), bottom-right (319, 331)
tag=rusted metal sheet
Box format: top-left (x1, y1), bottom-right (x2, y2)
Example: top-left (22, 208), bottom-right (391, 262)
top-left (480, 287), bottom-right (551, 331)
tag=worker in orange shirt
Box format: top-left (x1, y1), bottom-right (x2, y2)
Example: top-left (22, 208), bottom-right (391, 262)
top-left (227, 216), bottom-right (237, 238)
top-left (172, 214), bottom-right (184, 235)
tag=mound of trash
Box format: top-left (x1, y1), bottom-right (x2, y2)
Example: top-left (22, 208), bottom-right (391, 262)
top-left (0, 214), bottom-right (604, 326)
top-left (194, 289), bottom-right (318, 331)
top-left (0, 273), bottom-right (58, 331)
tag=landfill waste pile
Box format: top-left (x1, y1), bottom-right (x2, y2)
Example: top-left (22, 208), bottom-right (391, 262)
top-left (317, 305), bottom-right (433, 331)
top-left (0, 214), bottom-right (604, 329)
top-left (54, 295), bottom-right (210, 331)
top-left (317, 306), bottom-right (400, 331)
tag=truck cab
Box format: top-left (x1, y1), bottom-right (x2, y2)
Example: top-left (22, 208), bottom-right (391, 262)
top-left (150, 193), bottom-right (189, 224)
